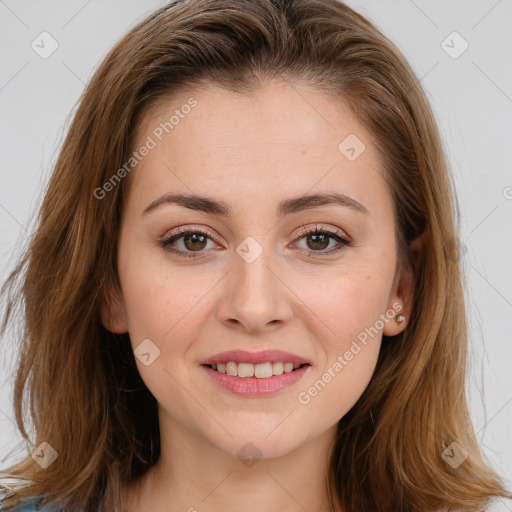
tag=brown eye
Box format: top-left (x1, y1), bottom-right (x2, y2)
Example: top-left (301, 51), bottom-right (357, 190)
top-left (182, 233), bottom-right (208, 251)
top-left (160, 228), bottom-right (218, 258)
top-left (292, 227), bottom-right (350, 256)
top-left (305, 233), bottom-right (330, 251)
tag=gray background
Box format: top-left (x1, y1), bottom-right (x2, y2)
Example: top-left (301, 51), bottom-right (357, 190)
top-left (0, 0), bottom-right (511, 508)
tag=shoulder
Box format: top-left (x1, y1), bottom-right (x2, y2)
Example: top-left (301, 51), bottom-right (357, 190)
top-left (1, 496), bottom-right (97, 512)
top-left (1, 496), bottom-right (66, 511)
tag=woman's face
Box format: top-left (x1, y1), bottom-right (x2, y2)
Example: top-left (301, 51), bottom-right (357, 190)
top-left (104, 80), bottom-right (412, 459)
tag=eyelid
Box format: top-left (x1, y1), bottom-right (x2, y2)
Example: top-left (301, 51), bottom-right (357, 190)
top-left (160, 223), bottom-right (351, 258)
top-left (161, 224), bottom-right (222, 244)
top-left (159, 225), bottom-right (223, 259)
top-left (161, 223), bottom-right (349, 244)
top-left (292, 223), bottom-right (350, 243)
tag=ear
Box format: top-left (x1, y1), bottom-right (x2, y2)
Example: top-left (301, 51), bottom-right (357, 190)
top-left (101, 280), bottom-right (129, 334)
top-left (383, 234), bottom-right (424, 337)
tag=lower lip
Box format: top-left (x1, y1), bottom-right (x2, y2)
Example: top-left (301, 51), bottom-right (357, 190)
top-left (201, 364), bottom-right (311, 397)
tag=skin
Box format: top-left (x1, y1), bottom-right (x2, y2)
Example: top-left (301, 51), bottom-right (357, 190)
top-left (103, 80), bottom-right (414, 512)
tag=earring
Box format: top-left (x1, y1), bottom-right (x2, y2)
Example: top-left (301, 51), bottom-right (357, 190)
top-left (396, 314), bottom-right (405, 323)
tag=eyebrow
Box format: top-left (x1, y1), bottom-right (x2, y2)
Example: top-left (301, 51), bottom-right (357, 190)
top-left (142, 191), bottom-right (370, 218)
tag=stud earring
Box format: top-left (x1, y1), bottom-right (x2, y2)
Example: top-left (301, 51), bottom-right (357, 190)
top-left (396, 314), bottom-right (405, 323)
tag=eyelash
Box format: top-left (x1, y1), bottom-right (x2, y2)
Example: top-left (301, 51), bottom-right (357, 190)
top-left (159, 225), bottom-right (351, 259)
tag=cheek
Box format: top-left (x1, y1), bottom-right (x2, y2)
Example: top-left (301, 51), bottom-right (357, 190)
top-left (120, 269), bottom-right (217, 351)
top-left (292, 261), bottom-right (394, 346)
top-left (296, 339), bottom-right (381, 429)
top-left (291, 263), bottom-right (392, 418)
top-left (117, 229), bottom-right (215, 341)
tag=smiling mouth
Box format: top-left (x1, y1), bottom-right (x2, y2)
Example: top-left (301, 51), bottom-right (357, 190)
top-left (203, 362), bottom-right (311, 378)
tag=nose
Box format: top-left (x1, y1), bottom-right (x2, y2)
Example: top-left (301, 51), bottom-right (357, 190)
top-left (216, 244), bottom-right (294, 334)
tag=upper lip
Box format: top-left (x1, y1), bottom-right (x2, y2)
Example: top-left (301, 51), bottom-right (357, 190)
top-left (201, 349), bottom-right (311, 366)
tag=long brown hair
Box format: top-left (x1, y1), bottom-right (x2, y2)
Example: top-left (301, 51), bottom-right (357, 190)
top-left (1, 1), bottom-right (510, 511)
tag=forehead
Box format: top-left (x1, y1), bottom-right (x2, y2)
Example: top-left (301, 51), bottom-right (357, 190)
top-left (127, 81), bottom-right (388, 216)
top-left (137, 80), bottom-right (372, 155)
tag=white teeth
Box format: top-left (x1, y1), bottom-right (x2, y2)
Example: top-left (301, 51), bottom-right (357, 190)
top-left (254, 362), bottom-right (273, 378)
top-left (272, 362), bottom-right (283, 375)
top-left (212, 361), bottom-right (304, 378)
top-left (226, 361), bottom-right (237, 376)
top-left (237, 363), bottom-right (254, 378)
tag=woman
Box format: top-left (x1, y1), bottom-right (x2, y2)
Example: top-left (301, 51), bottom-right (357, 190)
top-left (1, 0), bottom-right (510, 511)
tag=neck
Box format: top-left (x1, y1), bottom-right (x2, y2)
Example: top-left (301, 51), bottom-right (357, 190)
top-left (121, 410), bottom-right (341, 512)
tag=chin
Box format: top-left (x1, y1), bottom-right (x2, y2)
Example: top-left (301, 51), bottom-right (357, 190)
top-left (211, 429), bottom-right (305, 461)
